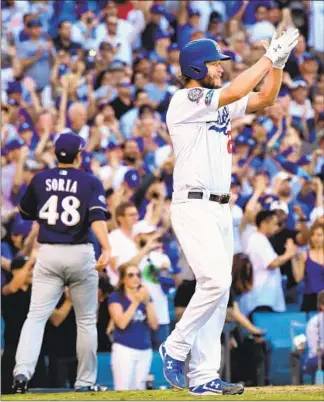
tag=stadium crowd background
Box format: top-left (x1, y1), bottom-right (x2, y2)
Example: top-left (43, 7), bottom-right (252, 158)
top-left (1, 0), bottom-right (324, 393)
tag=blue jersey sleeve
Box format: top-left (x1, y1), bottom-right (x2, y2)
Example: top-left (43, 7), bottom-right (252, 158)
top-left (19, 178), bottom-right (38, 220)
top-left (107, 291), bottom-right (121, 306)
top-left (88, 177), bottom-right (109, 224)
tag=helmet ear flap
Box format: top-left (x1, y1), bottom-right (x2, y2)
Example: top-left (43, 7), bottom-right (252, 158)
top-left (188, 63), bottom-right (207, 80)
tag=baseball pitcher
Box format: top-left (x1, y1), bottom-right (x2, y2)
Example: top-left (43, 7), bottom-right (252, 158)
top-left (12, 132), bottom-right (111, 393)
top-left (159, 31), bottom-right (299, 396)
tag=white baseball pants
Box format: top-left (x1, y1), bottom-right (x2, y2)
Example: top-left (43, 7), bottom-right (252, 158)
top-left (111, 343), bottom-right (152, 390)
top-left (13, 244), bottom-right (98, 388)
top-left (166, 197), bottom-right (233, 387)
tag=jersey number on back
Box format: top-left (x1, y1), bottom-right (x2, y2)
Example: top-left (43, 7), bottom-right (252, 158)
top-left (39, 195), bottom-right (81, 226)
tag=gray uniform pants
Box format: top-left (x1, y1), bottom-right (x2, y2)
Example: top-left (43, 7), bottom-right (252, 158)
top-left (13, 244), bottom-right (98, 388)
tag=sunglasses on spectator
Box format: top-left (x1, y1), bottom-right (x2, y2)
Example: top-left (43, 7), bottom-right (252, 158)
top-left (127, 272), bottom-right (141, 278)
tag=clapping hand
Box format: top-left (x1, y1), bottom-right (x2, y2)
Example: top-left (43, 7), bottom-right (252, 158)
top-left (264, 28), bottom-right (299, 69)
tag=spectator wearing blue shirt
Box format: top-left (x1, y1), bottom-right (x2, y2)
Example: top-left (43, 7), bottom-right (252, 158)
top-left (177, 8), bottom-right (201, 50)
top-left (16, 19), bottom-right (52, 92)
top-left (108, 263), bottom-right (158, 390)
top-left (120, 89), bottom-right (151, 140)
top-left (149, 32), bottom-right (171, 64)
top-left (144, 62), bottom-right (169, 104)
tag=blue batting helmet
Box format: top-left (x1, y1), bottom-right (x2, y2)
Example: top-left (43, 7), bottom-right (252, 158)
top-left (179, 39), bottom-right (231, 80)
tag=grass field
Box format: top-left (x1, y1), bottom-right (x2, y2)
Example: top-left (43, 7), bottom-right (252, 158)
top-left (2, 386), bottom-right (324, 401)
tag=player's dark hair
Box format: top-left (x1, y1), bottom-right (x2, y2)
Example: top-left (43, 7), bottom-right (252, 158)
top-left (232, 253), bottom-right (253, 296)
top-left (179, 74), bottom-right (191, 87)
top-left (116, 263), bottom-right (140, 294)
top-left (255, 210), bottom-right (276, 228)
top-left (115, 202), bottom-right (136, 226)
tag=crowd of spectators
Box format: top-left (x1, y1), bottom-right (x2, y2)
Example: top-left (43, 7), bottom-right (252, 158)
top-left (1, 0), bottom-right (324, 392)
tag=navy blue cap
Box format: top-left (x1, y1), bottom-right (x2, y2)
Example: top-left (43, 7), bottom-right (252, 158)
top-left (106, 142), bottom-right (121, 151)
top-left (11, 219), bottom-right (32, 237)
top-left (303, 52), bottom-right (316, 61)
top-left (18, 122), bottom-right (33, 133)
top-left (7, 81), bottom-right (22, 94)
top-left (6, 138), bottom-right (25, 151)
top-left (124, 169), bottom-right (140, 188)
top-left (54, 131), bottom-right (85, 163)
top-left (150, 4), bottom-right (165, 14)
top-left (27, 18), bottom-right (42, 28)
top-left (77, 3), bottom-right (91, 16)
top-left (188, 7), bottom-right (201, 17)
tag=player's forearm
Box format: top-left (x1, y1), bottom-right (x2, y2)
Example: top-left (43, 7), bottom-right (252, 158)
top-left (220, 57), bottom-right (272, 107)
top-left (91, 220), bottom-right (111, 251)
top-left (257, 67), bottom-right (283, 108)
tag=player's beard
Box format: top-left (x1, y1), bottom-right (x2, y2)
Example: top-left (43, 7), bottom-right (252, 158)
top-left (200, 75), bottom-right (221, 89)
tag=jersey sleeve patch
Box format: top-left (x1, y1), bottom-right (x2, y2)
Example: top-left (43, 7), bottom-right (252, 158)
top-left (205, 89), bottom-right (214, 106)
top-left (188, 88), bottom-right (204, 103)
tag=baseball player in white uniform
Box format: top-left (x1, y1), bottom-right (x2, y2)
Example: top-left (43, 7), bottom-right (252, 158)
top-left (159, 31), bottom-right (299, 396)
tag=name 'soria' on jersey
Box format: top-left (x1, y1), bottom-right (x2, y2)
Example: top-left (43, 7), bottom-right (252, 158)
top-left (166, 87), bottom-right (250, 195)
top-left (19, 167), bottom-right (109, 244)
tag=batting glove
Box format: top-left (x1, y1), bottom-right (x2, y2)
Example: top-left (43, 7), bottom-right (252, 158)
top-left (264, 28), bottom-right (299, 69)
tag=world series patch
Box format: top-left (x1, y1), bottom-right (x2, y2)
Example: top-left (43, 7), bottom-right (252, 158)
top-left (188, 88), bottom-right (203, 103)
top-left (205, 89), bottom-right (214, 106)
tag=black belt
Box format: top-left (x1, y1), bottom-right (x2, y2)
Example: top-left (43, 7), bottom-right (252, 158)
top-left (188, 191), bottom-right (231, 204)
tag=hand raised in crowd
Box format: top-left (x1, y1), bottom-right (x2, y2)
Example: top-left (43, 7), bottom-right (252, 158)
top-left (285, 238), bottom-right (298, 258)
top-left (134, 285), bottom-right (151, 305)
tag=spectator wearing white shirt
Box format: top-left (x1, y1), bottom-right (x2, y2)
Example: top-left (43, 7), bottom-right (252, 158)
top-left (96, 16), bottom-right (132, 65)
top-left (308, 1), bottom-right (324, 57)
top-left (108, 203), bottom-right (161, 286)
top-left (120, 89), bottom-right (151, 140)
top-left (190, 0), bottom-right (226, 33)
top-left (304, 290), bottom-right (324, 382)
top-left (136, 224), bottom-right (180, 349)
top-left (239, 210), bottom-right (297, 318)
top-left (289, 78), bottom-right (316, 143)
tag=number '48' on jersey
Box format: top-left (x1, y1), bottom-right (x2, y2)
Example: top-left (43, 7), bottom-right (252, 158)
top-left (19, 168), bottom-right (109, 245)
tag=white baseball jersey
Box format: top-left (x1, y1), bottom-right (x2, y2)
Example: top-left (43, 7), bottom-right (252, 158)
top-left (166, 87), bottom-right (250, 195)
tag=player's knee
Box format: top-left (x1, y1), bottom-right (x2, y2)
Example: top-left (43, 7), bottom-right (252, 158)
top-left (203, 274), bottom-right (232, 295)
